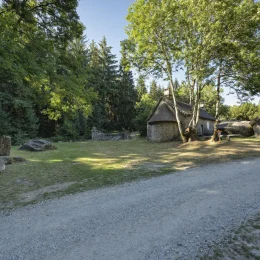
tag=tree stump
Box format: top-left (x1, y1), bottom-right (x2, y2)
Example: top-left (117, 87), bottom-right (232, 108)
top-left (0, 136), bottom-right (11, 156)
top-left (184, 127), bottom-right (196, 142)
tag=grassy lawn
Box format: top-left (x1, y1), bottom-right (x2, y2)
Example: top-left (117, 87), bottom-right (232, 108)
top-left (0, 138), bottom-right (260, 210)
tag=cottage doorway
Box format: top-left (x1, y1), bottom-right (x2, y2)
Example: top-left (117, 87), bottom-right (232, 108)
top-left (201, 125), bottom-right (204, 135)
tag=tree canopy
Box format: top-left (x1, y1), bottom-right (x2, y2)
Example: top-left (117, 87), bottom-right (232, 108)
top-left (0, 0), bottom-right (259, 143)
top-left (126, 0), bottom-right (260, 141)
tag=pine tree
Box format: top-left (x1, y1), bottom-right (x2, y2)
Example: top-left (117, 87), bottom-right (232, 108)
top-left (87, 37), bottom-right (119, 130)
top-left (115, 42), bottom-right (137, 130)
top-left (136, 75), bottom-right (147, 101)
top-left (84, 40), bottom-right (105, 130)
top-left (149, 80), bottom-right (163, 101)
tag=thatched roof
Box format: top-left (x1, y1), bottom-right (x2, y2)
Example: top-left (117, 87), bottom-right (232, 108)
top-left (250, 116), bottom-right (260, 126)
top-left (147, 97), bottom-right (215, 124)
top-left (147, 100), bottom-right (176, 124)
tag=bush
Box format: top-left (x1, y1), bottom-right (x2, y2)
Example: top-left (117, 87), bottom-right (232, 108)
top-left (0, 102), bottom-right (38, 144)
top-left (12, 131), bottom-right (30, 146)
top-left (59, 119), bottom-right (80, 140)
top-left (0, 105), bottom-right (12, 137)
top-left (134, 94), bottom-right (156, 137)
top-left (49, 135), bottom-right (70, 143)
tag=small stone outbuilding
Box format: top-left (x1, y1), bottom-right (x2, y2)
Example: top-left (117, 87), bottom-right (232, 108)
top-left (147, 97), bottom-right (215, 142)
top-left (250, 116), bottom-right (260, 138)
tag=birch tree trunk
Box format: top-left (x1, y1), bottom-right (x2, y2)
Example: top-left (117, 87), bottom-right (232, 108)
top-left (168, 80), bottom-right (186, 142)
top-left (164, 55), bottom-right (186, 142)
top-left (211, 65), bottom-right (222, 142)
top-left (187, 80), bottom-right (201, 141)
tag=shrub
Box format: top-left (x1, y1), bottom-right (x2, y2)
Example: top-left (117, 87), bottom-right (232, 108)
top-left (134, 94), bottom-right (156, 137)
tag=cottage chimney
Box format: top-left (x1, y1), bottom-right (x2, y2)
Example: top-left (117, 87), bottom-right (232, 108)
top-left (164, 88), bottom-right (172, 98)
top-left (199, 102), bottom-right (206, 110)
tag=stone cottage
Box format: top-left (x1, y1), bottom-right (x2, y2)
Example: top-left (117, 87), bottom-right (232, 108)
top-left (147, 97), bottom-right (215, 142)
top-left (250, 116), bottom-right (260, 138)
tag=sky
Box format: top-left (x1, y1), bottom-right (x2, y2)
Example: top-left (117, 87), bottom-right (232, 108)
top-left (77, 0), bottom-right (259, 106)
top-left (77, 0), bottom-right (131, 58)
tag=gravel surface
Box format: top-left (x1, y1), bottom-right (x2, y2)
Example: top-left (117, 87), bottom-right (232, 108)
top-left (1, 158), bottom-right (260, 260)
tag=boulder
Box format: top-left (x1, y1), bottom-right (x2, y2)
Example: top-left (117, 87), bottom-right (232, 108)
top-left (0, 136), bottom-right (11, 156)
top-left (20, 139), bottom-right (57, 152)
top-left (225, 121), bottom-right (254, 137)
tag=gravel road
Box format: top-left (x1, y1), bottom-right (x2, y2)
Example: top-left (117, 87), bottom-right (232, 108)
top-left (1, 158), bottom-right (260, 260)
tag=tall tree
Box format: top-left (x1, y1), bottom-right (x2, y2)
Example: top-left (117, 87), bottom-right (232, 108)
top-left (126, 0), bottom-right (191, 142)
top-left (136, 75), bottom-right (147, 102)
top-left (1, 0), bottom-right (83, 43)
top-left (181, 0), bottom-right (260, 140)
top-left (0, 1), bottom-right (92, 142)
top-left (86, 40), bottom-right (107, 130)
top-left (98, 37), bottom-right (119, 130)
top-left (115, 41), bottom-right (137, 130)
top-left (126, 0), bottom-right (259, 142)
top-left (149, 80), bottom-right (163, 101)
top-left (87, 37), bottom-right (120, 130)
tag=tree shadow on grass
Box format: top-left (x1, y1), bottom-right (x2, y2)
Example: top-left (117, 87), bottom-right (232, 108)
top-left (1, 139), bottom-right (259, 210)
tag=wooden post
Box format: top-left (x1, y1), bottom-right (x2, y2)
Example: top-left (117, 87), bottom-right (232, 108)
top-left (0, 136), bottom-right (11, 156)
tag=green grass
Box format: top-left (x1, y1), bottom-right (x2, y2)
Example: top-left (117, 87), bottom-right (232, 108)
top-left (0, 138), bottom-right (260, 210)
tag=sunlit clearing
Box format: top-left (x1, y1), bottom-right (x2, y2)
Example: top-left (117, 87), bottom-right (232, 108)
top-left (74, 157), bottom-right (122, 169)
top-left (48, 159), bottom-right (63, 163)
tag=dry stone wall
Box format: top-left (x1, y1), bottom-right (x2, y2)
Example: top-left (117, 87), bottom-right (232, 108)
top-left (91, 127), bottom-right (130, 141)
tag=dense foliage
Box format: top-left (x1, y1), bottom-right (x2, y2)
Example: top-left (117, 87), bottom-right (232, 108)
top-left (0, 0), bottom-right (259, 144)
top-left (0, 0), bottom-right (165, 142)
top-left (126, 0), bottom-right (260, 141)
top-left (228, 103), bottom-right (260, 121)
top-left (0, 1), bottom-right (138, 143)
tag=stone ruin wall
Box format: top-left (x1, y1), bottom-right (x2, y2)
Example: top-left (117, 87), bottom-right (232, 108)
top-left (91, 127), bottom-right (130, 141)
